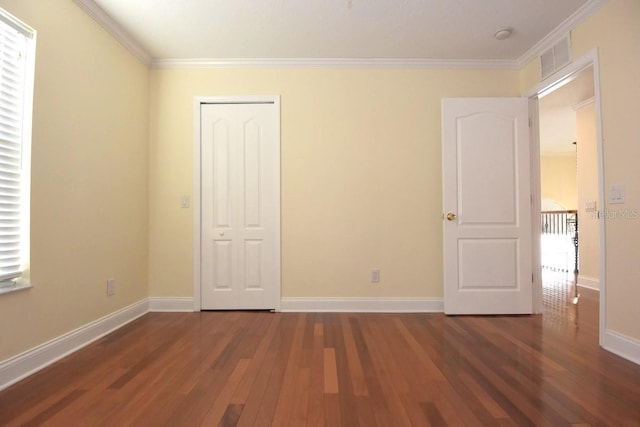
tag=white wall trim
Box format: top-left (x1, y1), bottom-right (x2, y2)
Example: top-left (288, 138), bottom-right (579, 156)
top-left (603, 330), bottom-right (640, 366)
top-left (72, 0), bottom-right (151, 65)
top-left (0, 7), bottom-right (36, 37)
top-left (0, 299), bottom-right (148, 391)
top-left (516, 0), bottom-right (607, 68)
top-left (280, 297), bottom-right (443, 313)
top-left (529, 98), bottom-right (543, 314)
top-left (526, 49), bottom-right (607, 347)
top-left (148, 297), bottom-right (196, 312)
top-left (577, 275), bottom-right (600, 291)
top-left (72, 0), bottom-right (605, 71)
top-left (529, 51), bottom-right (602, 106)
top-left (152, 57), bottom-right (518, 70)
top-left (193, 98), bottom-right (202, 312)
top-left (572, 96), bottom-right (595, 111)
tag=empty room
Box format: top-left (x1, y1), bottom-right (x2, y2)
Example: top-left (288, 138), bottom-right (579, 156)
top-left (1, 0), bottom-right (639, 425)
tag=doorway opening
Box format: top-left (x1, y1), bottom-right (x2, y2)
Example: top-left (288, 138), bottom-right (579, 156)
top-left (529, 51), bottom-right (605, 344)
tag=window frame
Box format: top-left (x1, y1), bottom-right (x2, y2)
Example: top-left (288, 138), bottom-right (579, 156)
top-left (0, 7), bottom-right (36, 294)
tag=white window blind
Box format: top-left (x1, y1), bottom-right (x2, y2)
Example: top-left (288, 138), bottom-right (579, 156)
top-left (0, 10), bottom-right (33, 284)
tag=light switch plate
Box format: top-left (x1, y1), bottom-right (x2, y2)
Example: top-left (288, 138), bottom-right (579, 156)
top-left (181, 195), bottom-right (190, 208)
top-left (371, 269), bottom-right (380, 283)
top-left (609, 184), bottom-right (625, 204)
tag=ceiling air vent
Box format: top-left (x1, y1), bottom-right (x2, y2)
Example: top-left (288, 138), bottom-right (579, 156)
top-left (540, 35), bottom-right (571, 80)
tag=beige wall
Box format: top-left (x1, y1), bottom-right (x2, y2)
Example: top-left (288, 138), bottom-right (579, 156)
top-left (149, 68), bottom-right (520, 299)
top-left (540, 155), bottom-right (577, 210)
top-left (521, 0), bottom-right (640, 340)
top-left (572, 0), bottom-right (640, 339)
top-left (576, 102), bottom-right (599, 286)
top-left (2, 0), bottom-right (639, 365)
top-left (0, 0), bottom-right (150, 361)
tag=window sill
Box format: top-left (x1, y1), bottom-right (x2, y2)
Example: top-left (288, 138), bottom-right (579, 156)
top-left (0, 281), bottom-right (32, 295)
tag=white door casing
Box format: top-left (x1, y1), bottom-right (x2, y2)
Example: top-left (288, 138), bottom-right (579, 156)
top-left (526, 50), bottom-right (606, 347)
top-left (442, 98), bottom-right (532, 314)
top-left (199, 100), bottom-right (280, 310)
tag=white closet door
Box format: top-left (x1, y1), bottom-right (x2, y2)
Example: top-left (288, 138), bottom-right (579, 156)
top-left (200, 102), bottom-right (280, 310)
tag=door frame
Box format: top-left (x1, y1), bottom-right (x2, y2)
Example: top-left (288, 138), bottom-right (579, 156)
top-left (193, 95), bottom-right (282, 312)
top-left (526, 49), bottom-right (606, 346)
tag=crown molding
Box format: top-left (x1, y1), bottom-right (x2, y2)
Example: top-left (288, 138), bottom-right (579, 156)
top-left (516, 0), bottom-right (607, 68)
top-left (151, 57), bottom-right (518, 70)
top-left (74, 0), bottom-right (606, 71)
top-left (73, 0), bottom-right (151, 65)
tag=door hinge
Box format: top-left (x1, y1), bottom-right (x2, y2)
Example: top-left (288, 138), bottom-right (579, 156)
top-left (528, 117), bottom-right (532, 128)
top-left (532, 273), bottom-right (534, 283)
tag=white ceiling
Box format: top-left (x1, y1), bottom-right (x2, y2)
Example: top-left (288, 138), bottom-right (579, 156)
top-left (85, 0), bottom-right (594, 63)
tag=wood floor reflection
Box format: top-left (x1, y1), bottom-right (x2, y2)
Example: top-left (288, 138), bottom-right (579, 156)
top-left (1, 278), bottom-right (638, 426)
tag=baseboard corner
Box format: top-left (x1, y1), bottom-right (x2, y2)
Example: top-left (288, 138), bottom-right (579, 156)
top-left (577, 275), bottom-right (600, 291)
top-left (0, 299), bottom-right (148, 391)
top-left (603, 329), bottom-right (640, 366)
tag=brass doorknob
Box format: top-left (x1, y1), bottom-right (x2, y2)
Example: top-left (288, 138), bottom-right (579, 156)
top-left (446, 212), bottom-right (456, 221)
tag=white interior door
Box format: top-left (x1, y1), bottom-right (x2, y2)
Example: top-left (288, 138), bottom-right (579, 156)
top-left (442, 98), bottom-right (532, 314)
top-left (200, 101), bottom-right (280, 310)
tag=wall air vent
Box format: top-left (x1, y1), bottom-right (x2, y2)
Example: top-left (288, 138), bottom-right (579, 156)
top-left (540, 35), bottom-right (572, 80)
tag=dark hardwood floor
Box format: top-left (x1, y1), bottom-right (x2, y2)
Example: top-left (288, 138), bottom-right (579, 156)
top-left (1, 279), bottom-right (639, 426)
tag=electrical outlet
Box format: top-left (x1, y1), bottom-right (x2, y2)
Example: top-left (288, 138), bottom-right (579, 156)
top-left (371, 269), bottom-right (380, 283)
top-left (107, 278), bottom-right (115, 296)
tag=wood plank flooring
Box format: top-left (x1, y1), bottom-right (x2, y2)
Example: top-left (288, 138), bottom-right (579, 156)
top-left (1, 283), bottom-right (639, 426)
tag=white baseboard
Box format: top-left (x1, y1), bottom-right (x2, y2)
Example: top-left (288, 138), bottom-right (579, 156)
top-left (578, 275), bottom-right (600, 291)
top-left (603, 329), bottom-right (640, 366)
top-left (148, 297), bottom-right (195, 312)
top-left (0, 299), bottom-right (149, 391)
top-left (280, 297), bottom-right (444, 313)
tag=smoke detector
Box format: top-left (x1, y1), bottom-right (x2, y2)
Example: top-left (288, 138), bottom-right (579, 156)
top-left (494, 27), bottom-right (513, 40)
